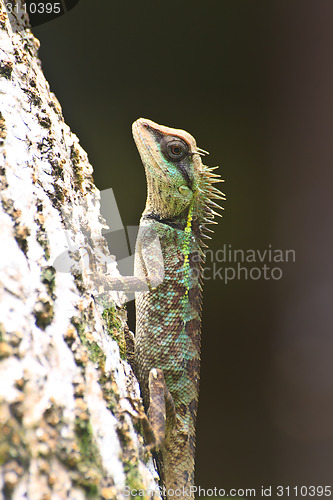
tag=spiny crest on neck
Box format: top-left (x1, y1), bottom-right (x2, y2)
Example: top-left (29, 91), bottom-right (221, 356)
top-left (132, 118), bottom-right (225, 242)
top-left (195, 162), bottom-right (225, 245)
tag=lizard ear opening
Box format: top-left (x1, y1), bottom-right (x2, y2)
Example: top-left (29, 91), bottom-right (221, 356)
top-left (178, 185), bottom-right (192, 197)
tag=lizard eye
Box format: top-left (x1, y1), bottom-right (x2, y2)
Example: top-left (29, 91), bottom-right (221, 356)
top-left (161, 136), bottom-right (189, 161)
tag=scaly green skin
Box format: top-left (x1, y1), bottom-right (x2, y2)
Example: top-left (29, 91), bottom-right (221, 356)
top-left (132, 118), bottom-right (224, 499)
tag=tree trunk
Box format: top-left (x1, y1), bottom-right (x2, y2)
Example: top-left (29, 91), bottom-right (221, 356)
top-left (0, 2), bottom-right (159, 498)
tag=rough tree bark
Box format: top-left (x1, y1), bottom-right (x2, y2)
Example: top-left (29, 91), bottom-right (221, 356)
top-left (0, 2), bottom-right (159, 499)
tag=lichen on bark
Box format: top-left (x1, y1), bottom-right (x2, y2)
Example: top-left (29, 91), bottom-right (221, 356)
top-left (0, 1), bottom-right (160, 498)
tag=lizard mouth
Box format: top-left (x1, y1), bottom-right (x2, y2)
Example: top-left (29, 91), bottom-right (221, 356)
top-left (132, 118), bottom-right (170, 178)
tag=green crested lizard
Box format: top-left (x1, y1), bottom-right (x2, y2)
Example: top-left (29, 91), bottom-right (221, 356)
top-left (130, 118), bottom-right (225, 499)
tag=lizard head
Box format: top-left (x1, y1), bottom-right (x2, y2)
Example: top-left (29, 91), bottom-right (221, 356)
top-left (132, 118), bottom-right (225, 235)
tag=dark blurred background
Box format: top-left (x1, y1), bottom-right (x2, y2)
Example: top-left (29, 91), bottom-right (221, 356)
top-left (34, 0), bottom-right (333, 495)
